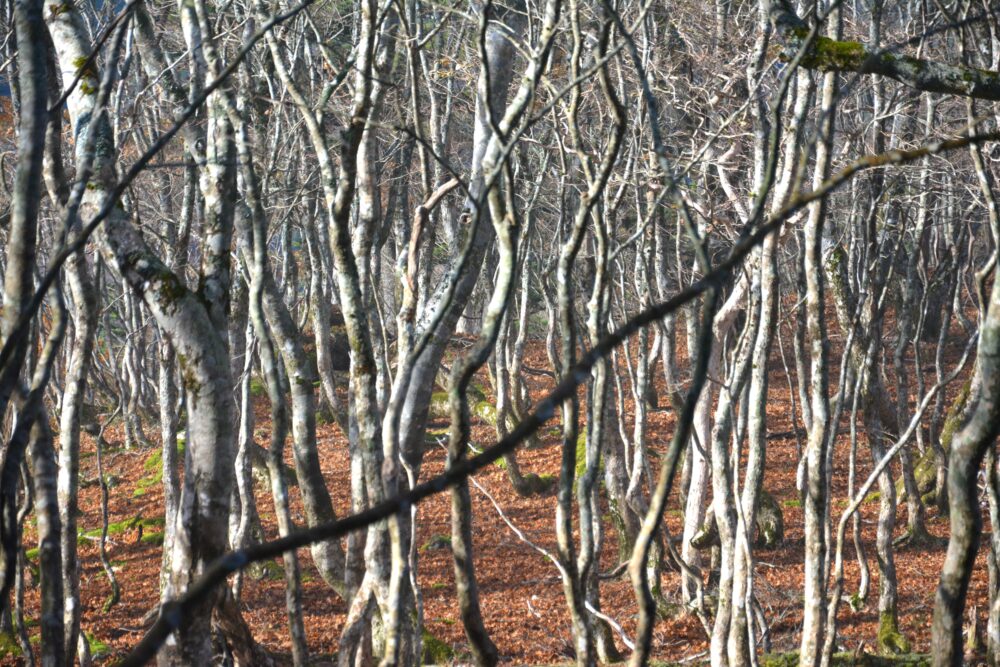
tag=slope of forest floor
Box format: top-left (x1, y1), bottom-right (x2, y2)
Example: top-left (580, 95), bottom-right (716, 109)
top-left (5, 338), bottom-right (990, 665)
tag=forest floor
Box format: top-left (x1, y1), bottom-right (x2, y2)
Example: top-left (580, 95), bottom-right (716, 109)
top-left (5, 334), bottom-right (991, 666)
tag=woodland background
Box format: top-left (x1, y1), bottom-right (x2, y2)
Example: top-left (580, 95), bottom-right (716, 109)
top-left (2, 0), bottom-right (1000, 665)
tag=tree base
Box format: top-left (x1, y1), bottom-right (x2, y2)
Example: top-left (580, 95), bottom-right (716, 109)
top-left (893, 525), bottom-right (946, 549)
top-left (877, 611), bottom-right (912, 656)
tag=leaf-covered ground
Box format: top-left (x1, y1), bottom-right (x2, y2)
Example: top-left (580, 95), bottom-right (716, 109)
top-left (5, 336), bottom-right (989, 665)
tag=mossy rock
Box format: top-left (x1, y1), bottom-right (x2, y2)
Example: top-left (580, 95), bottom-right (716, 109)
top-left (472, 400), bottom-right (498, 425)
top-left (536, 472), bottom-right (557, 490)
top-left (249, 561), bottom-right (285, 582)
top-left (421, 630), bottom-right (454, 665)
top-left (755, 489), bottom-right (784, 548)
top-left (429, 389), bottom-right (497, 427)
top-left (518, 472), bottom-right (556, 496)
top-left (429, 392), bottom-right (450, 420)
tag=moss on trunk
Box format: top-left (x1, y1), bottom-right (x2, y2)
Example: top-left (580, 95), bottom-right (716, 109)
top-left (877, 609), bottom-right (912, 655)
top-left (690, 489), bottom-right (784, 551)
top-left (895, 376), bottom-right (971, 501)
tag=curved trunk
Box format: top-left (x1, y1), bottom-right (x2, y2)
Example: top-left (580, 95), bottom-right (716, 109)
top-left (932, 272), bottom-right (1000, 665)
top-left (261, 273), bottom-right (347, 595)
top-left (396, 0), bottom-right (527, 475)
top-left (45, 2), bottom-right (236, 660)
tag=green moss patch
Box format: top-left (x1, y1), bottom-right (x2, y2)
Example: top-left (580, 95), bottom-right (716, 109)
top-left (26, 515), bottom-right (165, 558)
top-left (0, 631), bottom-right (21, 661)
top-left (141, 531), bottom-right (165, 546)
top-left (762, 651), bottom-right (929, 666)
top-left (249, 377), bottom-right (267, 397)
top-left (134, 439), bottom-right (185, 497)
top-left (86, 632), bottom-right (110, 659)
top-left (421, 630), bottom-right (454, 664)
top-left (421, 534), bottom-right (452, 551)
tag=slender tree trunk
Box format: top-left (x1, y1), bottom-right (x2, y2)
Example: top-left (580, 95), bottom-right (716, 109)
top-left (800, 59), bottom-right (835, 667)
top-left (931, 258), bottom-right (1000, 666)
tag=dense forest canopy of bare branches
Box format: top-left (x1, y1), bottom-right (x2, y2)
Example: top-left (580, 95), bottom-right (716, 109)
top-left (2, 0), bottom-right (1000, 665)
